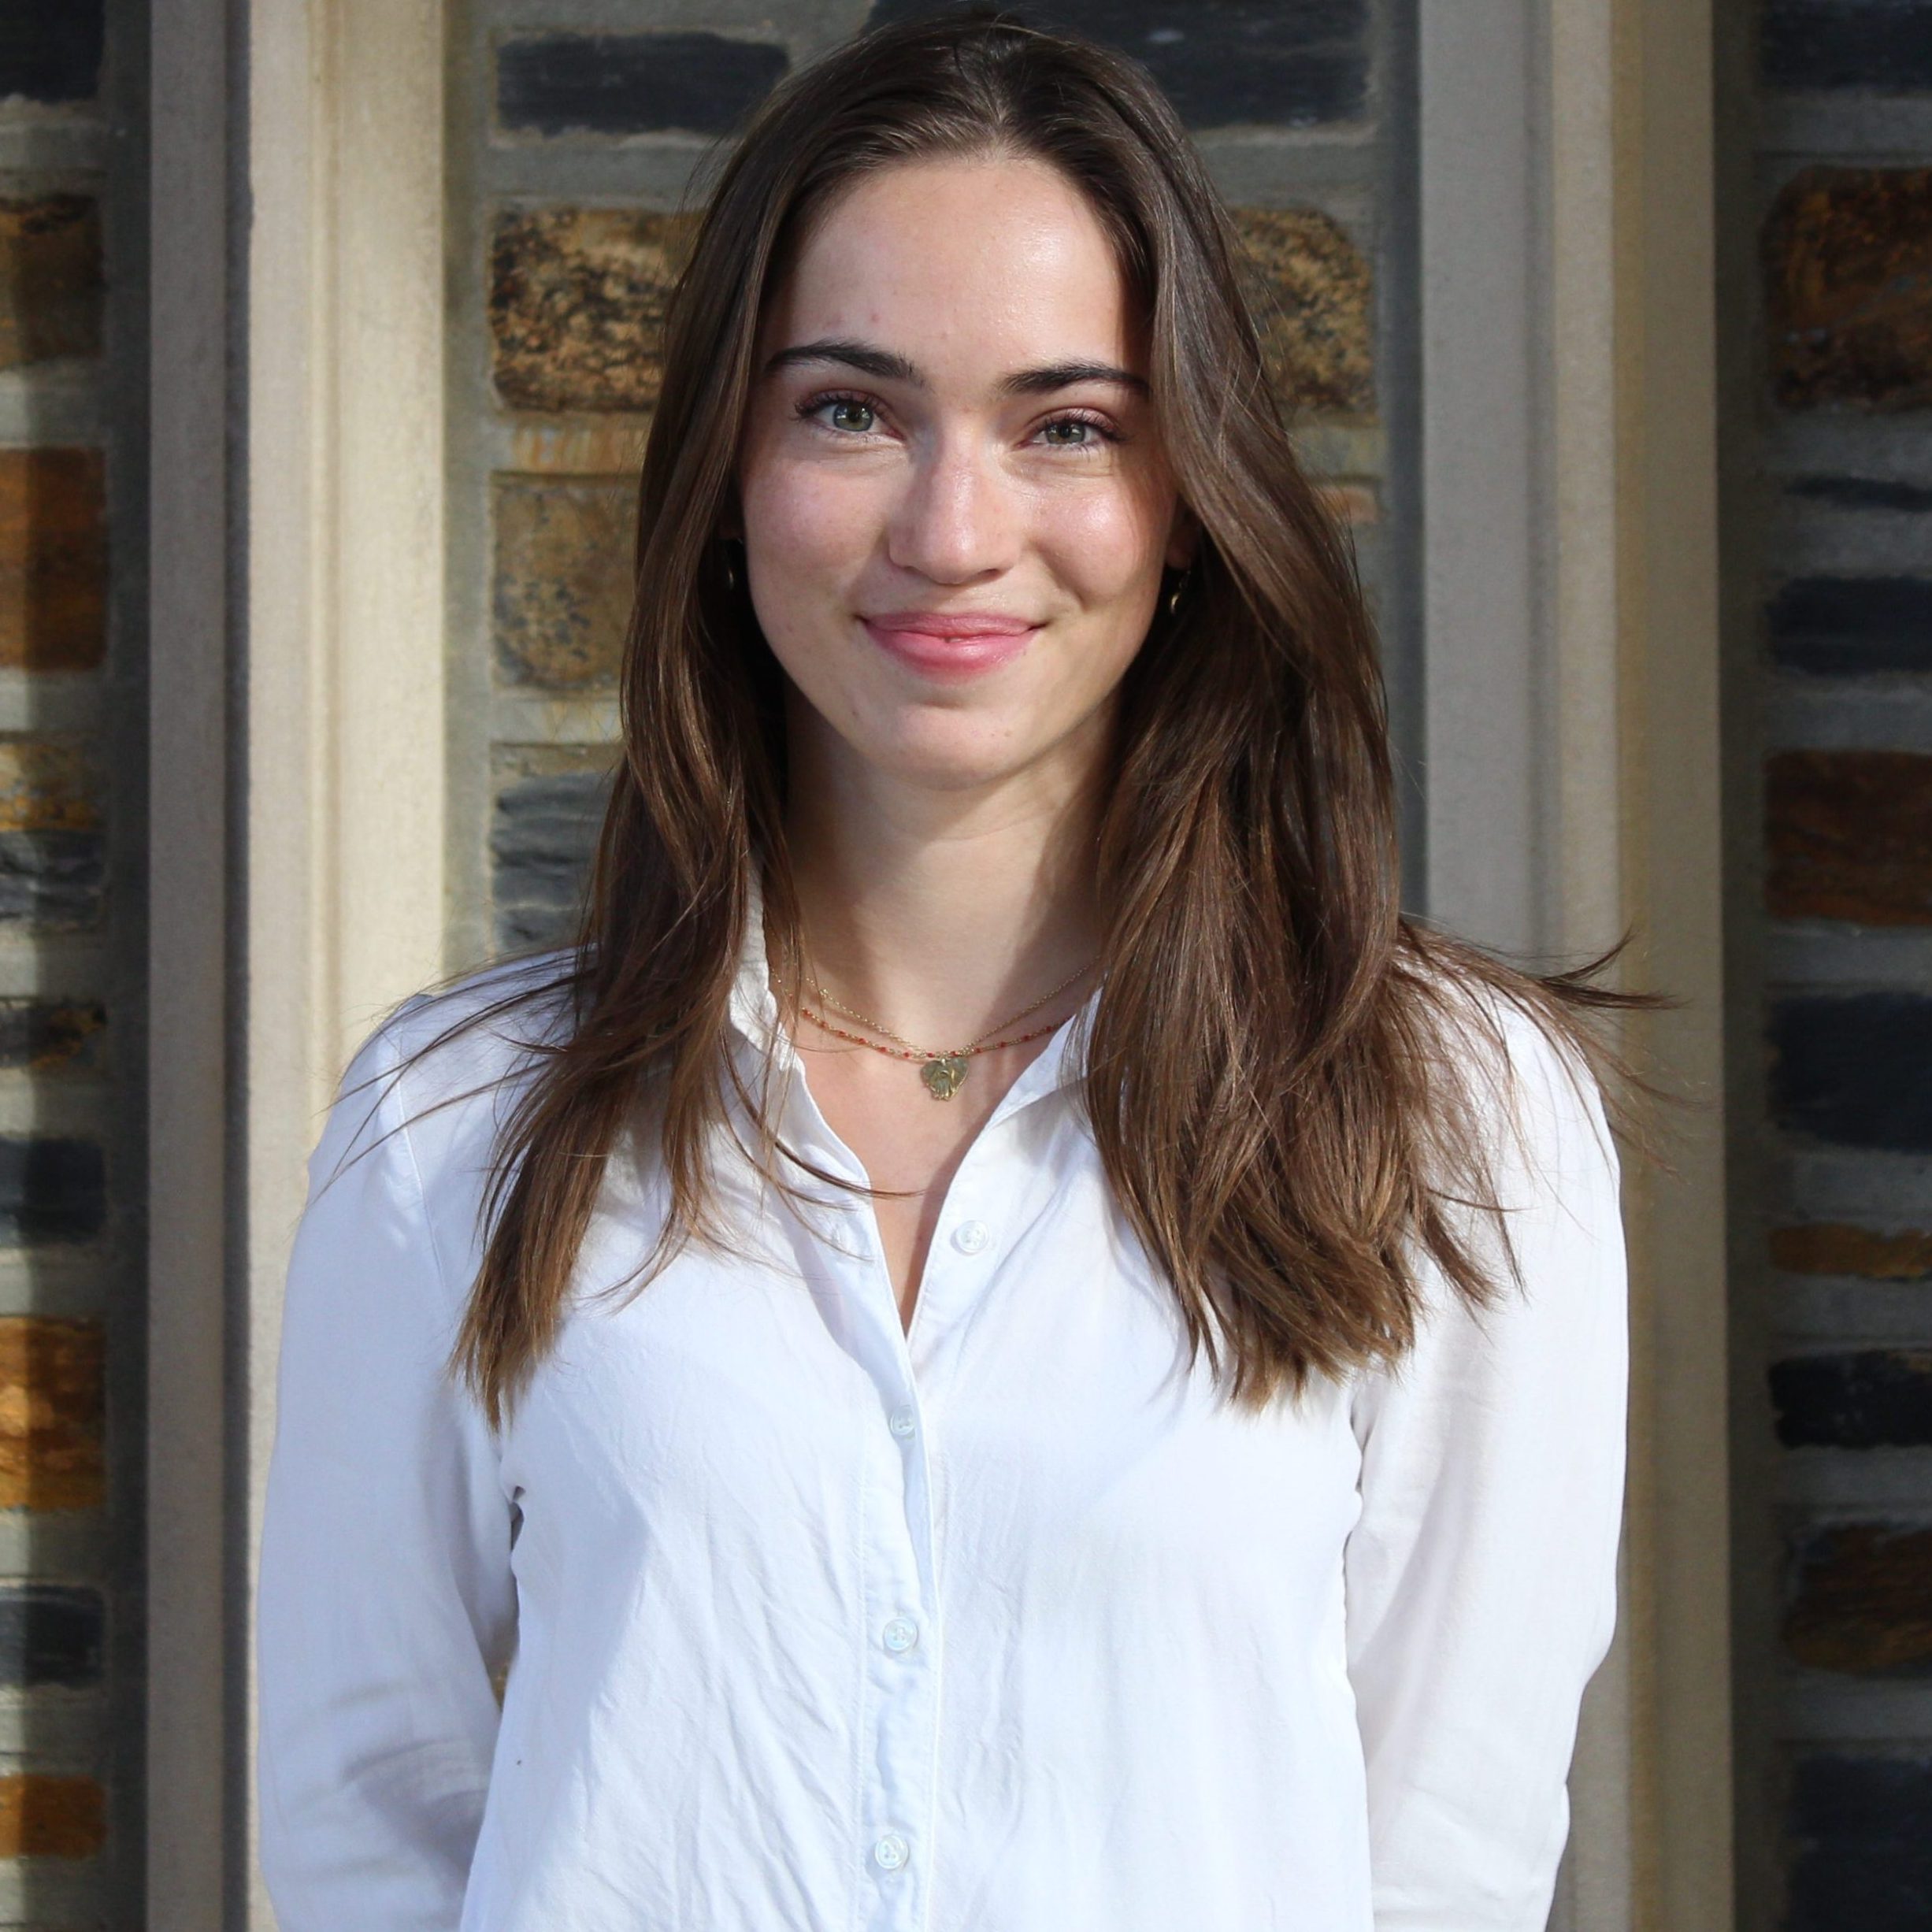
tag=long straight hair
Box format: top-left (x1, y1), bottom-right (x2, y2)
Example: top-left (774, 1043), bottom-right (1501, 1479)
top-left (443, 11), bottom-right (1642, 1428)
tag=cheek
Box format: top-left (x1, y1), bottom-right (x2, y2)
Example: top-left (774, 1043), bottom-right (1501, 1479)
top-left (1038, 483), bottom-right (1171, 603)
top-left (741, 456), bottom-right (879, 586)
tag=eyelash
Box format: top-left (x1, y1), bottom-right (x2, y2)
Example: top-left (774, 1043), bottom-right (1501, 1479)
top-left (795, 389), bottom-right (1125, 451)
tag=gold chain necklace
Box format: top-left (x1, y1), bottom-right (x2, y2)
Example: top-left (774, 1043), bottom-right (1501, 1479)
top-left (799, 958), bottom-right (1096, 1100)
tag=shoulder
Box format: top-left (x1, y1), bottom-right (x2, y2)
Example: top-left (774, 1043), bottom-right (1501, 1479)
top-left (328, 950), bottom-right (581, 1176)
top-left (284, 960), bottom-right (580, 1363)
top-left (358, 949), bottom-right (576, 1087)
top-left (1398, 950), bottom-right (1619, 1208)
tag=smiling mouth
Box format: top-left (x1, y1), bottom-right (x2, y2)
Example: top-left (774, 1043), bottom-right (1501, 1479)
top-left (859, 614), bottom-right (1041, 679)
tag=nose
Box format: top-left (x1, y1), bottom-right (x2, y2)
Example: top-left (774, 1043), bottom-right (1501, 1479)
top-left (884, 433), bottom-right (1021, 584)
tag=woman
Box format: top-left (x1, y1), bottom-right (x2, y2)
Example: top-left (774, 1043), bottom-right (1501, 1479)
top-left (258, 15), bottom-right (1631, 1930)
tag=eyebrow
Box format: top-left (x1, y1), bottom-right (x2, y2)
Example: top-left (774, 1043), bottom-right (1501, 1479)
top-left (762, 337), bottom-right (1148, 398)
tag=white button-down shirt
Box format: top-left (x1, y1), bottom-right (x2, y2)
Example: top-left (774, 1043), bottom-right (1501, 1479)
top-left (258, 913), bottom-right (1627, 1932)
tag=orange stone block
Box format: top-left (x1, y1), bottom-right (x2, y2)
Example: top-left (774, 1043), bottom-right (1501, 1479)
top-left (0, 448), bottom-right (107, 673)
top-left (1318, 482), bottom-right (1378, 525)
top-left (1772, 1222), bottom-right (1932, 1281)
top-left (0, 1774), bottom-right (104, 1858)
top-left (0, 1318), bottom-right (102, 1510)
top-left (506, 420), bottom-right (648, 477)
top-left (492, 474), bottom-right (633, 688)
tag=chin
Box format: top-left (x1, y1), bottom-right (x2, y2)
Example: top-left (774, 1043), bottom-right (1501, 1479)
top-left (862, 712), bottom-right (1045, 792)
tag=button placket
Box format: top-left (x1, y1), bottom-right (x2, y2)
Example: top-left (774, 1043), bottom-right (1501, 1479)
top-left (905, 1195), bottom-right (999, 1355)
top-left (859, 1372), bottom-right (938, 1930)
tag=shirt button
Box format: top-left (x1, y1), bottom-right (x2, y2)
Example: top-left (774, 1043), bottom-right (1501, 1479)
top-left (888, 1407), bottom-right (916, 1440)
top-left (873, 1833), bottom-right (910, 1873)
top-left (951, 1219), bottom-right (990, 1255)
top-left (882, 1616), bottom-right (919, 1654)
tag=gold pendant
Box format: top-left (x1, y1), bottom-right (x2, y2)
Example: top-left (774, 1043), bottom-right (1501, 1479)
top-left (920, 1055), bottom-right (969, 1100)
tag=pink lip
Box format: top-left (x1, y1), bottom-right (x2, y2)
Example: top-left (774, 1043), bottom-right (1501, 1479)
top-left (861, 611), bottom-right (1040, 680)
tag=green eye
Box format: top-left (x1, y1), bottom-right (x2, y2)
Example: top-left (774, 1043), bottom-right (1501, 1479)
top-left (828, 399), bottom-right (876, 433)
top-left (1042, 419), bottom-right (1088, 445)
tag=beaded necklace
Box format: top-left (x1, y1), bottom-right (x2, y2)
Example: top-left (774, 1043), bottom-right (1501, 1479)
top-left (798, 959), bottom-right (1096, 1099)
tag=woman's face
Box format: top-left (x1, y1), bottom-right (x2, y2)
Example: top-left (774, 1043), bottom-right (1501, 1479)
top-left (736, 154), bottom-right (1192, 799)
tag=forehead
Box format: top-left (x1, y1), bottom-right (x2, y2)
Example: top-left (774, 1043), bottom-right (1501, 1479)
top-left (760, 155), bottom-right (1140, 371)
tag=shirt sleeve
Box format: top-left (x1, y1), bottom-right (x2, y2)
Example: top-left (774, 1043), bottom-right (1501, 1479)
top-left (256, 1026), bottom-right (517, 1931)
top-left (1343, 1010), bottom-right (1629, 1931)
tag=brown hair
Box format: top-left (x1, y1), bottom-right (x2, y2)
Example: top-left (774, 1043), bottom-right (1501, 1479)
top-left (439, 10), bottom-right (1642, 1428)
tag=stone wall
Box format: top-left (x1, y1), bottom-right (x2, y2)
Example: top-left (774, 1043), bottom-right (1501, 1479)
top-left (1751, 2), bottom-right (1932, 1922)
top-left (447, 0), bottom-right (1400, 967)
top-left (0, 0), bottom-right (145, 1926)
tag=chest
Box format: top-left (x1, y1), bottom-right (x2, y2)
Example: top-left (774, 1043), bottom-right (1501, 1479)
top-left (497, 1148), bottom-right (1366, 1629)
top-left (789, 1027), bottom-right (1060, 1327)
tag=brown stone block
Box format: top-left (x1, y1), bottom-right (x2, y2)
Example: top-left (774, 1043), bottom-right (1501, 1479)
top-left (0, 1317), bottom-right (102, 1510)
top-left (1765, 167), bottom-right (1932, 411)
top-left (1786, 1521), bottom-right (1932, 1675)
top-left (489, 207), bottom-right (699, 416)
top-left (1767, 747), bottom-right (1932, 925)
top-left (1230, 206), bottom-right (1374, 419)
top-left (0, 1773), bottom-right (105, 1858)
top-left (0, 737), bottom-right (95, 833)
top-left (492, 475), bottom-right (633, 688)
top-left (0, 198), bottom-right (102, 371)
top-left (1774, 1223), bottom-right (1932, 1281)
top-left (0, 448), bottom-right (106, 673)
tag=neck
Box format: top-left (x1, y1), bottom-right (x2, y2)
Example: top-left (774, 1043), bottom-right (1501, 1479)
top-left (781, 709), bottom-right (1110, 1049)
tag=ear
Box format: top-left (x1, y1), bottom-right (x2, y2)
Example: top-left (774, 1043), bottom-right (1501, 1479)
top-left (1163, 499), bottom-right (1200, 572)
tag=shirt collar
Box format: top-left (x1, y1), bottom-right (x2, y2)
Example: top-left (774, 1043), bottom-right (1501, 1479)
top-left (724, 865), bottom-right (1095, 1099)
